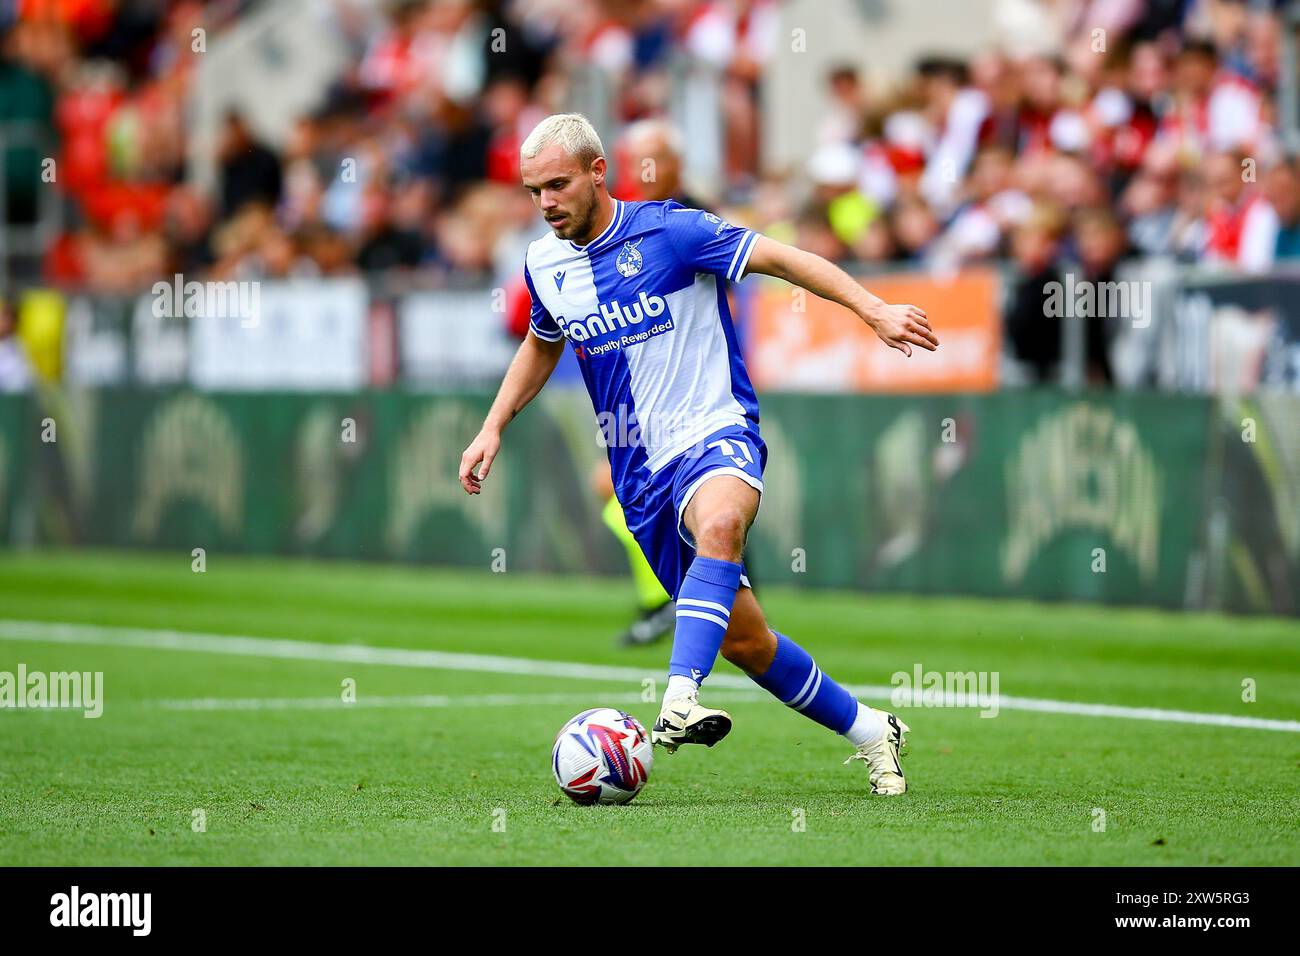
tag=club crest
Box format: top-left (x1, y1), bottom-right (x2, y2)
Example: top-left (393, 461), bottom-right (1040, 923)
top-left (616, 238), bottom-right (644, 277)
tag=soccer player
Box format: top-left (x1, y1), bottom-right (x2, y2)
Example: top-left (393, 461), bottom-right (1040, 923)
top-left (459, 114), bottom-right (938, 795)
top-left (601, 116), bottom-right (744, 647)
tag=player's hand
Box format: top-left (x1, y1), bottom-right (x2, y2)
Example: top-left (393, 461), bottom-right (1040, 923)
top-left (866, 303), bottom-right (937, 357)
top-left (459, 429), bottom-right (501, 495)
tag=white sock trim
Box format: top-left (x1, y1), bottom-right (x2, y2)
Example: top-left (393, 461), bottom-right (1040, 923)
top-left (788, 664), bottom-right (820, 708)
top-left (676, 598), bottom-right (732, 618)
top-left (664, 674), bottom-right (700, 706)
top-left (675, 608), bottom-right (730, 630)
top-left (793, 669), bottom-right (824, 712)
top-left (843, 702), bottom-right (886, 748)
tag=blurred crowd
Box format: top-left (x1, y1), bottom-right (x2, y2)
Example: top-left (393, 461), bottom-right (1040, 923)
top-left (2, 0), bottom-right (1299, 385)
top-left (769, 0), bottom-right (1300, 382)
top-left (774, 0), bottom-right (1300, 382)
top-left (790, 3), bottom-right (1300, 272)
top-left (0, 0), bottom-right (775, 295)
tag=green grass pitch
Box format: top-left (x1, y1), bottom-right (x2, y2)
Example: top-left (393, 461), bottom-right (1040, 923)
top-left (1, 549), bottom-right (1297, 866)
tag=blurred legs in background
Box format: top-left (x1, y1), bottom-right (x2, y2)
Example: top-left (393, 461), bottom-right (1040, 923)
top-left (591, 461), bottom-right (674, 647)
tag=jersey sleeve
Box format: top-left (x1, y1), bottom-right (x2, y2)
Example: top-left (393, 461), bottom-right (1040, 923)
top-left (662, 202), bottom-right (759, 282)
top-left (522, 264), bottom-right (563, 341)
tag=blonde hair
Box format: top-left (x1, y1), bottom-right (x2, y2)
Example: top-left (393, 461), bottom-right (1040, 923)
top-left (520, 113), bottom-right (605, 167)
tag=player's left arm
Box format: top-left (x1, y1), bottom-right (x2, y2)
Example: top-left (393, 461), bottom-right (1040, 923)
top-left (743, 235), bottom-right (938, 357)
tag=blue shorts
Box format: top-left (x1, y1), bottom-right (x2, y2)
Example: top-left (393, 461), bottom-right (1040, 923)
top-left (621, 422), bottom-right (767, 600)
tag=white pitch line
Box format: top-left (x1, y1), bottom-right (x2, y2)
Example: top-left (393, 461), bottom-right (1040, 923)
top-left (0, 618), bottom-right (718, 684)
top-left (980, 694), bottom-right (1300, 733)
top-left (2, 619), bottom-right (1298, 733)
top-left (152, 690), bottom-right (768, 712)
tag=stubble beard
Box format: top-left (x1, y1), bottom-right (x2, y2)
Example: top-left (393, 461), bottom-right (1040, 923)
top-left (554, 181), bottom-right (598, 242)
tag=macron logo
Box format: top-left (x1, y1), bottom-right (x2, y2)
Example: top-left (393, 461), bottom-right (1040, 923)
top-left (553, 270), bottom-right (566, 291)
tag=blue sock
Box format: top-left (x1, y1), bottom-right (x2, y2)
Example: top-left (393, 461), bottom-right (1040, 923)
top-left (751, 631), bottom-right (859, 733)
top-left (668, 556), bottom-right (743, 683)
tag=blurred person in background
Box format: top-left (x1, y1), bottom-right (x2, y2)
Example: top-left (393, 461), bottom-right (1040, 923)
top-left (217, 110), bottom-right (283, 220)
top-left (816, 64), bottom-right (869, 147)
top-left (356, 178), bottom-right (429, 273)
top-left (1263, 159), bottom-right (1300, 263)
top-left (1059, 0), bottom-right (1146, 86)
top-left (209, 203), bottom-right (274, 280)
top-left (1120, 167), bottom-right (1178, 257)
top-left (1106, 40), bottom-right (1165, 179)
top-left (805, 140), bottom-right (876, 257)
top-left (969, 50), bottom-right (1022, 152)
top-left (432, 182), bottom-right (512, 280)
top-left (0, 21), bottom-right (56, 229)
top-left (682, 0), bottom-right (779, 190)
top-left (1069, 206), bottom-right (1128, 384)
top-left (1041, 152), bottom-right (1109, 212)
top-left (249, 227), bottom-right (313, 280)
top-left (1202, 149), bottom-right (1276, 272)
top-left (792, 205), bottom-right (849, 265)
top-left (928, 144), bottom-right (1030, 267)
top-left (1160, 37), bottom-right (1266, 161)
top-left (482, 73), bottom-right (546, 185)
top-left (279, 114), bottom-right (329, 234)
top-left (301, 223), bottom-right (358, 277)
top-left (1013, 55), bottom-right (1065, 159)
top-left (616, 117), bottom-right (709, 209)
top-left (410, 95), bottom-right (493, 201)
top-left (1161, 39), bottom-right (1220, 160)
top-left (590, 452), bottom-right (675, 647)
top-left (853, 217), bottom-right (897, 264)
top-left (1168, 165), bottom-right (1210, 262)
top-left (889, 195), bottom-right (940, 265)
top-left (917, 55), bottom-right (991, 216)
top-left (163, 184), bottom-right (215, 276)
top-left (1005, 205), bottom-right (1066, 383)
top-left (747, 175), bottom-right (798, 245)
top-left (0, 300), bottom-right (33, 394)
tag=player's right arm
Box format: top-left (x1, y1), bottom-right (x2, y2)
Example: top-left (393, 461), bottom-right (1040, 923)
top-left (460, 330), bottom-right (565, 495)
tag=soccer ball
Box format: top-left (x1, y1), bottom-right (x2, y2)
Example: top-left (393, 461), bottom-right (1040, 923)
top-left (552, 708), bottom-right (653, 805)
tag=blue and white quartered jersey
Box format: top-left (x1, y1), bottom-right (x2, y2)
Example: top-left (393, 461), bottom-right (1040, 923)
top-left (523, 199), bottom-right (761, 503)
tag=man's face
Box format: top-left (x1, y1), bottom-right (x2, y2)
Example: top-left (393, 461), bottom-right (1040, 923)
top-left (1266, 165), bottom-right (1300, 222)
top-left (1205, 154), bottom-right (1242, 203)
top-left (521, 144), bottom-right (604, 242)
top-left (624, 131), bottom-right (680, 202)
top-left (1175, 52), bottom-right (1214, 97)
